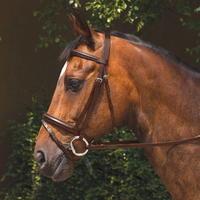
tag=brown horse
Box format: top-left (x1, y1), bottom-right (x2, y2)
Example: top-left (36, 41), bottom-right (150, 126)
top-left (34, 15), bottom-right (200, 200)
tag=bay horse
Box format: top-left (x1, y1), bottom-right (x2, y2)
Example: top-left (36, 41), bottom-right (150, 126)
top-left (34, 15), bottom-right (200, 200)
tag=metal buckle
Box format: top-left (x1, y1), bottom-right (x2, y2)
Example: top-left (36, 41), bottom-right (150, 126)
top-left (96, 77), bottom-right (103, 83)
top-left (70, 136), bottom-right (89, 156)
top-left (96, 74), bottom-right (108, 83)
top-left (103, 74), bottom-right (108, 79)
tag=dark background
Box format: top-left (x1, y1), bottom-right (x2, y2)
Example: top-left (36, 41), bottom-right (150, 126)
top-left (0, 0), bottom-right (198, 175)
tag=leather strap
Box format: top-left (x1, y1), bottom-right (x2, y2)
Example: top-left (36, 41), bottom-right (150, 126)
top-left (88, 134), bottom-right (200, 150)
top-left (41, 119), bottom-right (75, 161)
top-left (75, 78), bottom-right (103, 132)
top-left (43, 113), bottom-right (78, 134)
top-left (42, 113), bottom-right (200, 153)
top-left (76, 32), bottom-right (113, 130)
top-left (71, 50), bottom-right (106, 65)
top-left (104, 78), bottom-right (116, 127)
top-left (100, 32), bottom-right (116, 126)
top-left (42, 32), bottom-right (115, 158)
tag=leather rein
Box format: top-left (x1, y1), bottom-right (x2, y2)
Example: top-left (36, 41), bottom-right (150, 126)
top-left (42, 31), bottom-right (200, 160)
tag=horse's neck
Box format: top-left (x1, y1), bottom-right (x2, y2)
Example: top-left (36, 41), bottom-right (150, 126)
top-left (125, 44), bottom-right (200, 139)
top-left (123, 43), bottom-right (200, 199)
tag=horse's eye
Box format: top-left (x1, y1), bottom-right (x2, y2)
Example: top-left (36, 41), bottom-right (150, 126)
top-left (65, 78), bottom-right (84, 92)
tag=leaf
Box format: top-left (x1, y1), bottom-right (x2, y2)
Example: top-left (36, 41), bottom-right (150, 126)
top-left (195, 6), bottom-right (200, 13)
top-left (33, 11), bottom-right (39, 17)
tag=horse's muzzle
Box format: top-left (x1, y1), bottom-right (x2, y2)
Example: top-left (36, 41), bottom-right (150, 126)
top-left (34, 148), bottom-right (74, 182)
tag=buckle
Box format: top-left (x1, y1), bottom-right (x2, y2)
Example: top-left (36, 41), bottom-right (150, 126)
top-left (96, 74), bottom-right (108, 83)
top-left (70, 136), bottom-right (89, 156)
top-left (103, 74), bottom-right (108, 79)
top-left (96, 77), bottom-right (103, 83)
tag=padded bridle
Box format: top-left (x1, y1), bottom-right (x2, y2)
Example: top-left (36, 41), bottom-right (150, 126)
top-left (41, 31), bottom-right (200, 160)
top-left (42, 31), bottom-right (114, 158)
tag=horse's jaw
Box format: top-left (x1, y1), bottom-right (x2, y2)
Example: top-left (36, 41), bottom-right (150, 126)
top-left (50, 156), bottom-right (74, 182)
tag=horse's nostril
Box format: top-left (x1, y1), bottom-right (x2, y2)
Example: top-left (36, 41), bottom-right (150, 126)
top-left (35, 151), bottom-right (46, 166)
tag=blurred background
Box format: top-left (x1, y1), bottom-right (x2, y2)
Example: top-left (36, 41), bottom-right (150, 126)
top-left (0, 1), bottom-right (199, 199)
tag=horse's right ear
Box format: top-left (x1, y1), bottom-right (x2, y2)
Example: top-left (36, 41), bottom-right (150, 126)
top-left (68, 13), bottom-right (94, 49)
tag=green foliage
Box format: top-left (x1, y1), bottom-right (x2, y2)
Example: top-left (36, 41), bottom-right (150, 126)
top-left (34, 0), bottom-right (200, 63)
top-left (0, 101), bottom-right (170, 200)
top-left (177, 1), bottom-right (200, 63)
top-left (33, 0), bottom-right (68, 48)
top-left (33, 0), bottom-right (164, 48)
top-left (85, 0), bottom-right (163, 30)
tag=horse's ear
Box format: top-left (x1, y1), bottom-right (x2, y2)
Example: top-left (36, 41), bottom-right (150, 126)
top-left (68, 13), bottom-right (95, 49)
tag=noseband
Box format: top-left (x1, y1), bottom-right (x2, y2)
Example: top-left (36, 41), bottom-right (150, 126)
top-left (42, 31), bottom-right (200, 160)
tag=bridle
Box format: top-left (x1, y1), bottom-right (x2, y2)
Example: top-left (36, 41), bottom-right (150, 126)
top-left (42, 31), bottom-right (113, 159)
top-left (41, 31), bottom-right (200, 160)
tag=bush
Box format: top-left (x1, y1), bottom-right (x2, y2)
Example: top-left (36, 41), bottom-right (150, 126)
top-left (0, 101), bottom-right (170, 200)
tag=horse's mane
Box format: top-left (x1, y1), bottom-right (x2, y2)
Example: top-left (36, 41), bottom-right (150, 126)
top-left (111, 31), bottom-right (199, 73)
top-left (59, 36), bottom-right (82, 61)
top-left (60, 30), bottom-right (199, 73)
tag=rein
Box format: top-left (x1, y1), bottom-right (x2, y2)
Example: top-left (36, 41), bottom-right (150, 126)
top-left (42, 31), bottom-right (200, 160)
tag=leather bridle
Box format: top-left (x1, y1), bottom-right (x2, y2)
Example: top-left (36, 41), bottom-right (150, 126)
top-left (42, 31), bottom-right (114, 159)
top-left (41, 31), bottom-right (200, 161)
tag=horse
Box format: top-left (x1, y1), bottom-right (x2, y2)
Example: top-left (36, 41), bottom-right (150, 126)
top-left (34, 14), bottom-right (200, 200)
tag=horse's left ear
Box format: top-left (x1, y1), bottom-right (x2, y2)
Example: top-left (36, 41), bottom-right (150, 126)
top-left (68, 13), bottom-right (95, 49)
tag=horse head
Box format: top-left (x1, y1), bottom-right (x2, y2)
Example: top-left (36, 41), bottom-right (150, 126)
top-left (34, 14), bottom-right (138, 182)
